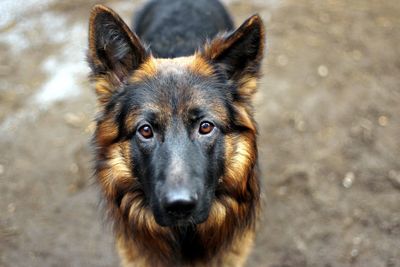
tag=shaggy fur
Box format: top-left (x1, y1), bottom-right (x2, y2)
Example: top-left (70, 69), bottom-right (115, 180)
top-left (87, 1), bottom-right (265, 266)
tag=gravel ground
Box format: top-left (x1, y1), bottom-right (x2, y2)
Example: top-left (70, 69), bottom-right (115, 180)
top-left (0, 0), bottom-right (399, 266)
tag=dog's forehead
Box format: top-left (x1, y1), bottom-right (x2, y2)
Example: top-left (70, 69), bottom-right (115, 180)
top-left (127, 55), bottom-right (228, 118)
top-left (130, 55), bottom-right (214, 82)
top-left (156, 56), bottom-right (215, 77)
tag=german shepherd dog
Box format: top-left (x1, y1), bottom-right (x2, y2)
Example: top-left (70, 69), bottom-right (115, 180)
top-left (87, 0), bottom-right (264, 266)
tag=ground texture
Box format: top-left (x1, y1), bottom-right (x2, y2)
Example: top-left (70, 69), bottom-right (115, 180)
top-left (0, 0), bottom-right (399, 266)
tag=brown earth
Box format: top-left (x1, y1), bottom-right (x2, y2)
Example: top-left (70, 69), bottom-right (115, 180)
top-left (0, 0), bottom-right (399, 266)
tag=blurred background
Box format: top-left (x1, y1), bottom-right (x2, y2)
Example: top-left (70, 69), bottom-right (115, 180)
top-left (0, 0), bottom-right (399, 266)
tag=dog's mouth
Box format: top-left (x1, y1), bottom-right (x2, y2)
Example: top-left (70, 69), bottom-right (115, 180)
top-left (157, 215), bottom-right (209, 227)
top-left (152, 201), bottom-right (211, 227)
top-left (168, 217), bottom-right (196, 227)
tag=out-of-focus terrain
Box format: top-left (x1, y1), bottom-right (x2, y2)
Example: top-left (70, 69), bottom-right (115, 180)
top-left (0, 0), bottom-right (399, 266)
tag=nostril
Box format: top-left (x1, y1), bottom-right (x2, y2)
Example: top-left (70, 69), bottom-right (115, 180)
top-left (163, 191), bottom-right (197, 217)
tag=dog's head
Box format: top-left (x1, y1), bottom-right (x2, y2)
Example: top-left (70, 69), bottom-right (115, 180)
top-left (88, 5), bottom-right (264, 228)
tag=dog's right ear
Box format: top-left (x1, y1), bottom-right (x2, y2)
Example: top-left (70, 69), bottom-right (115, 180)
top-left (88, 5), bottom-right (148, 102)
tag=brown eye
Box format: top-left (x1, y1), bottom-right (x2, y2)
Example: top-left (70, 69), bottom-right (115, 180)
top-left (138, 125), bottom-right (153, 139)
top-left (199, 121), bottom-right (214, 135)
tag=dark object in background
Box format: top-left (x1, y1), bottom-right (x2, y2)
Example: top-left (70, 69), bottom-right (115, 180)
top-left (133, 0), bottom-right (234, 57)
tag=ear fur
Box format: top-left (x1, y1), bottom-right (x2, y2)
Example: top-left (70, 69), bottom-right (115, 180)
top-left (88, 5), bottom-right (148, 101)
top-left (203, 15), bottom-right (265, 132)
top-left (203, 14), bottom-right (265, 82)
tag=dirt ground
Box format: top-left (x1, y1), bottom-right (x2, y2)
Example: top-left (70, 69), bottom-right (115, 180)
top-left (0, 0), bottom-right (399, 266)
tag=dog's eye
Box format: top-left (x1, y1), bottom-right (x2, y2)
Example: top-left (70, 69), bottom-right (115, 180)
top-left (199, 121), bottom-right (214, 135)
top-left (138, 125), bottom-right (153, 139)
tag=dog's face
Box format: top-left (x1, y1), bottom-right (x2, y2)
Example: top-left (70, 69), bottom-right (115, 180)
top-left (88, 6), bottom-right (264, 227)
top-left (123, 57), bottom-right (230, 226)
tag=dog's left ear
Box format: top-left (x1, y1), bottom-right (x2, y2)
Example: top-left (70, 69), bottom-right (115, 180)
top-left (88, 5), bottom-right (148, 87)
top-left (203, 14), bottom-right (265, 83)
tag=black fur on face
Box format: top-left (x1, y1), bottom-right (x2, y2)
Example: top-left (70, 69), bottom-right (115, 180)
top-left (134, 75), bottom-right (226, 226)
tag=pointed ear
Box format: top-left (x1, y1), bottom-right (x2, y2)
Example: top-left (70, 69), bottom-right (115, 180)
top-left (88, 5), bottom-right (148, 87)
top-left (203, 15), bottom-right (265, 81)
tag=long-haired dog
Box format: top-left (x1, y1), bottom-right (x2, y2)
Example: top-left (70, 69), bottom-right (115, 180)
top-left (87, 0), bottom-right (265, 266)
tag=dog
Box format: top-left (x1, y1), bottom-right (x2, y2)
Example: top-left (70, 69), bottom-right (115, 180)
top-left (87, 0), bottom-right (264, 266)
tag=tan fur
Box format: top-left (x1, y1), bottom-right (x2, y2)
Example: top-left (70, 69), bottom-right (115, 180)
top-left (129, 58), bottom-right (158, 83)
top-left (130, 54), bottom-right (215, 81)
top-left (117, 227), bottom-right (255, 267)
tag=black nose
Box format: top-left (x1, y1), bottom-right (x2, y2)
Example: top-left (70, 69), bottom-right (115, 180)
top-left (163, 191), bottom-right (198, 218)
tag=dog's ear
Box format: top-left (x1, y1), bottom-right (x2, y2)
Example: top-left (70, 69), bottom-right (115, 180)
top-left (88, 5), bottom-right (148, 99)
top-left (203, 14), bottom-right (265, 83)
top-left (203, 15), bottom-right (264, 131)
